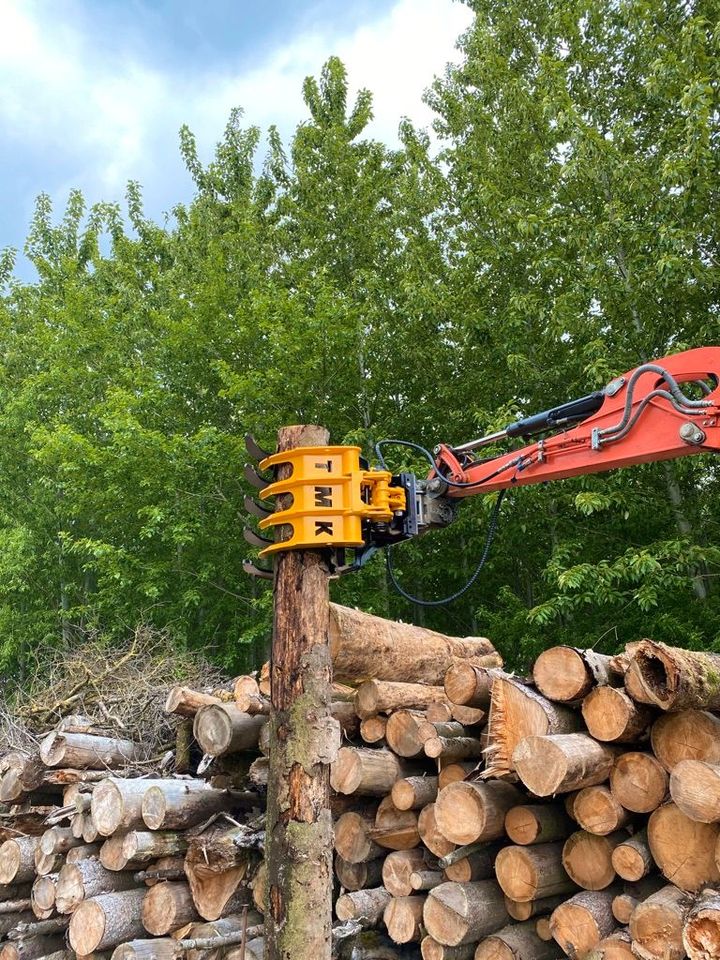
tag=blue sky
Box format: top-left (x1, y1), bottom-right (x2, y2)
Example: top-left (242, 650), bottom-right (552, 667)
top-left (0, 0), bottom-right (472, 277)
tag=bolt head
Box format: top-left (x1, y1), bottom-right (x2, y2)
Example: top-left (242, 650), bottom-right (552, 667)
top-left (679, 422), bottom-right (706, 445)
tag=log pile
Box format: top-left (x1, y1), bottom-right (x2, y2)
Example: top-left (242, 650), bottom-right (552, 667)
top-left (4, 613), bottom-right (720, 959)
top-left (328, 635), bottom-right (720, 959)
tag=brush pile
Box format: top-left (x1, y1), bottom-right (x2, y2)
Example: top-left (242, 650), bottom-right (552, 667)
top-left (3, 610), bottom-right (720, 959)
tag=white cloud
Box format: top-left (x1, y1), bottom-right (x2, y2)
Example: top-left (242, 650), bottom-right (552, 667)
top-left (0, 0), bottom-right (472, 215)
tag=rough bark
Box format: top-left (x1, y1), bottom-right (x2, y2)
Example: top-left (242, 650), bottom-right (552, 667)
top-left (424, 736), bottom-right (483, 762)
top-left (56, 858), bottom-right (138, 913)
top-left (356, 681), bottom-right (449, 719)
top-left (164, 686), bottom-right (222, 717)
top-left (411, 870), bottom-right (443, 890)
top-left (334, 887), bottom-right (391, 923)
top-left (264, 423), bottom-right (336, 960)
top-left (504, 893), bottom-right (567, 921)
top-left (443, 846), bottom-right (499, 883)
top-left (334, 855), bottom-right (383, 892)
top-left (328, 603), bottom-right (500, 685)
top-left (391, 776), bottom-right (438, 811)
top-left (121, 831), bottom-right (187, 865)
top-left (141, 781), bottom-right (236, 830)
top-left (330, 747), bottom-right (417, 796)
top-left (91, 778), bottom-right (151, 836)
top-left (0, 838), bottom-right (40, 884)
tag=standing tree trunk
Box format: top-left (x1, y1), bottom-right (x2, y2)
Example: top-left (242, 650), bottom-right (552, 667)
top-left (265, 424), bottom-right (338, 960)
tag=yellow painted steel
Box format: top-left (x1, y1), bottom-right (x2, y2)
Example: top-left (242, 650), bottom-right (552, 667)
top-left (257, 445), bottom-right (405, 556)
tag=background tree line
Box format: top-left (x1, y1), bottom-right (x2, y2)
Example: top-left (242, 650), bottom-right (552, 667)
top-left (0, 0), bottom-right (718, 676)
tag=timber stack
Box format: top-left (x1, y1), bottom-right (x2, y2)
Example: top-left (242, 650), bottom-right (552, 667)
top-left (3, 609), bottom-right (720, 959)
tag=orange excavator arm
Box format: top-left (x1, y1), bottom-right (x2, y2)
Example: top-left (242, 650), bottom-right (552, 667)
top-left (431, 346), bottom-right (720, 496)
top-left (243, 346), bottom-right (720, 582)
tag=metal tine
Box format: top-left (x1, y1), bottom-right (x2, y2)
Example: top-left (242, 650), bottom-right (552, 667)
top-left (245, 433), bottom-right (271, 462)
top-left (244, 527), bottom-right (274, 549)
top-left (243, 560), bottom-right (274, 581)
top-left (244, 495), bottom-right (273, 520)
top-left (244, 463), bottom-right (271, 490)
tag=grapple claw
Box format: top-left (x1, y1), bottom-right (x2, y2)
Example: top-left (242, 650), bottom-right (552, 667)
top-left (244, 463), bottom-right (270, 490)
top-left (244, 495), bottom-right (273, 520)
top-left (242, 559), bottom-right (274, 580)
top-left (243, 527), bottom-right (275, 549)
top-left (245, 433), bottom-right (271, 462)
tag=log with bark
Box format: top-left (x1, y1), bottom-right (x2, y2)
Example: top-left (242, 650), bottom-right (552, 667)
top-left (328, 603), bottom-right (500, 685)
top-left (609, 752), bottom-right (668, 814)
top-left (423, 880), bottom-right (510, 947)
top-left (650, 709), bottom-right (720, 772)
top-left (474, 919), bottom-right (562, 960)
top-left (549, 888), bottom-right (618, 957)
top-left (40, 732), bottom-right (143, 769)
top-left (669, 759), bottom-right (720, 823)
top-left (483, 677), bottom-right (581, 779)
top-left (434, 781), bottom-right (522, 846)
top-left (628, 883), bottom-right (691, 960)
top-left (626, 640), bottom-right (720, 711)
top-left (513, 734), bottom-right (620, 796)
top-left (68, 888), bottom-right (148, 954)
top-left (533, 647), bottom-right (619, 703)
top-left (647, 802), bottom-right (720, 891)
top-left (682, 888), bottom-right (720, 960)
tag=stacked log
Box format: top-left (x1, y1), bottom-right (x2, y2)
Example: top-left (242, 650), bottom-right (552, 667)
top-left (3, 614), bottom-right (720, 959)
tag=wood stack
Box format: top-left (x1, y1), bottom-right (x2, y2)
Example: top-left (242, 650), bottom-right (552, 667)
top-left (4, 609), bottom-right (720, 959)
top-left (330, 635), bottom-right (720, 959)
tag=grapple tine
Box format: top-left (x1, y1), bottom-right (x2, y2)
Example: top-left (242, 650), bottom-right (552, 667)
top-left (244, 495), bottom-right (273, 520)
top-left (244, 463), bottom-right (270, 490)
top-left (244, 527), bottom-right (275, 549)
top-left (243, 560), bottom-right (274, 580)
top-left (245, 433), bottom-right (271, 462)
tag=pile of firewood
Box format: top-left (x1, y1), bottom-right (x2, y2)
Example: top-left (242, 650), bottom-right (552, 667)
top-left (3, 604), bottom-right (720, 959)
top-left (331, 636), bottom-right (720, 959)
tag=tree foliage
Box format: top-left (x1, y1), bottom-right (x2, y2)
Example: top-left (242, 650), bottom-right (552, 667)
top-left (0, 1), bottom-right (719, 675)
